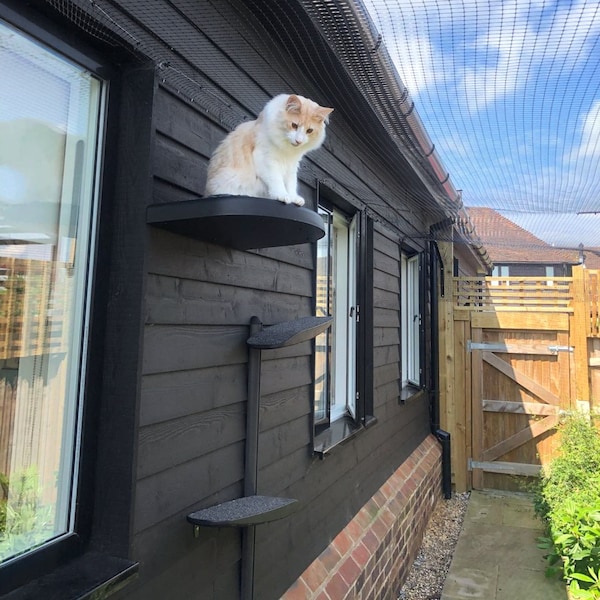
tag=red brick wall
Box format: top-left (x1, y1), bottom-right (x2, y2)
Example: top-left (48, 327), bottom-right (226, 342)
top-left (281, 434), bottom-right (442, 600)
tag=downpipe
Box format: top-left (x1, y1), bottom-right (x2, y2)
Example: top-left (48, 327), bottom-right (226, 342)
top-left (434, 429), bottom-right (452, 500)
top-left (430, 241), bottom-right (452, 500)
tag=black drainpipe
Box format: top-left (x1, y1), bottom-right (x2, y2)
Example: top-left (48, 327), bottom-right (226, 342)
top-left (430, 240), bottom-right (452, 499)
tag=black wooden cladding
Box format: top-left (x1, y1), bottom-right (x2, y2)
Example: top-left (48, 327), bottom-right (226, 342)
top-left (131, 110), bottom-right (432, 600)
top-left (16, 0), bottom-right (439, 597)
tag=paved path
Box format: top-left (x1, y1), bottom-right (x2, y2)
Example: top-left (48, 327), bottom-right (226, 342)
top-left (441, 490), bottom-right (567, 600)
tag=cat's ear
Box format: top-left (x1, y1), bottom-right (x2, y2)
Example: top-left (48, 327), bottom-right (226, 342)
top-left (285, 95), bottom-right (303, 114)
top-left (316, 107), bottom-right (334, 124)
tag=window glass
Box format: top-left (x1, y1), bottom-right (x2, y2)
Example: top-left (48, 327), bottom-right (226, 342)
top-left (401, 253), bottom-right (421, 386)
top-left (407, 255), bottom-right (421, 384)
top-left (314, 205), bottom-right (357, 424)
top-left (0, 20), bottom-right (103, 563)
top-left (314, 206), bottom-right (332, 423)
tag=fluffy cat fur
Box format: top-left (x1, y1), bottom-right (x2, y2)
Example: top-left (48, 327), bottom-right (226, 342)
top-left (204, 94), bottom-right (333, 206)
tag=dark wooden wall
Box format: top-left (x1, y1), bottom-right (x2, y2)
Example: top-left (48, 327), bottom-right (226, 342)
top-left (45, 1), bottom-right (438, 598)
top-left (125, 99), bottom-right (432, 600)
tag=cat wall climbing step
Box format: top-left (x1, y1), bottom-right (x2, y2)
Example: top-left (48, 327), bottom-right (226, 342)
top-left (247, 316), bottom-right (332, 349)
top-left (187, 495), bottom-right (298, 530)
top-left (146, 195), bottom-right (325, 250)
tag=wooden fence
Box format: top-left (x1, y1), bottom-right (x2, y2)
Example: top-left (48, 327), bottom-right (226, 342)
top-left (0, 257), bottom-right (69, 482)
top-left (440, 263), bottom-right (600, 492)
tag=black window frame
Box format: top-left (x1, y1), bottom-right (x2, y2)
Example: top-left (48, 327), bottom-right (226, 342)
top-left (0, 1), bottom-right (153, 595)
top-left (398, 245), bottom-right (428, 404)
top-left (312, 187), bottom-right (374, 456)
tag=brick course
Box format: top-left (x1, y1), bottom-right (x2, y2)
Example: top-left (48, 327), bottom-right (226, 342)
top-left (281, 434), bottom-right (442, 600)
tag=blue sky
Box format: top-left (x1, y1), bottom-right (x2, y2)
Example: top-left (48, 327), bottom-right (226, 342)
top-left (363, 0), bottom-right (600, 248)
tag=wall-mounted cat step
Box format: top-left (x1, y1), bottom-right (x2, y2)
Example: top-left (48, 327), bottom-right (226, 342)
top-left (247, 315), bottom-right (332, 349)
top-left (187, 495), bottom-right (298, 535)
top-left (185, 317), bottom-right (330, 537)
top-left (185, 315), bottom-right (331, 599)
top-left (147, 195), bottom-right (325, 250)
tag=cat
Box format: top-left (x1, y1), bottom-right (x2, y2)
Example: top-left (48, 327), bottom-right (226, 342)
top-left (204, 94), bottom-right (333, 207)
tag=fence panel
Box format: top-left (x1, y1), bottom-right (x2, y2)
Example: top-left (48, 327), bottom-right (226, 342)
top-left (446, 268), bottom-right (599, 492)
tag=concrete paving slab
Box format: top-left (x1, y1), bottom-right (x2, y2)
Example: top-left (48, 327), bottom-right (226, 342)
top-left (442, 566), bottom-right (498, 600)
top-left (441, 491), bottom-right (567, 600)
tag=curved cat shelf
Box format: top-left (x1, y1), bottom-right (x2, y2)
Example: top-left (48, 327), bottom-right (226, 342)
top-left (147, 195), bottom-right (326, 250)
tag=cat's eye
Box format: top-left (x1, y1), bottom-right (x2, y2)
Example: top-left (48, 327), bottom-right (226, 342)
top-left (292, 122), bottom-right (299, 130)
top-left (307, 128), bottom-right (314, 134)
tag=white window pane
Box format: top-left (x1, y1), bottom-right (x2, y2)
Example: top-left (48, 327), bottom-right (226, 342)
top-left (331, 214), bottom-right (349, 421)
top-left (314, 206), bottom-right (358, 424)
top-left (400, 255), bottom-right (408, 383)
top-left (345, 214), bottom-right (358, 418)
top-left (407, 255), bottom-right (420, 385)
top-left (0, 21), bottom-right (103, 563)
top-left (314, 207), bottom-right (331, 422)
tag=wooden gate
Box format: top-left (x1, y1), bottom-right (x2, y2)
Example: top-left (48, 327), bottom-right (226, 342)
top-left (443, 266), bottom-right (600, 492)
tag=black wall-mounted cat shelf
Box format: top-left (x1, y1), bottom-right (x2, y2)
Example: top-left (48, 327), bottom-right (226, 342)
top-left (147, 195), bottom-right (325, 249)
top-left (186, 315), bottom-right (332, 600)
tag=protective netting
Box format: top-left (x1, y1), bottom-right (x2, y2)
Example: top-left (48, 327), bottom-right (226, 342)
top-left (40, 0), bottom-right (600, 252)
top-left (363, 0), bottom-right (600, 250)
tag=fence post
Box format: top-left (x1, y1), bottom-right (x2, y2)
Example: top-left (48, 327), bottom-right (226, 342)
top-left (571, 265), bottom-right (590, 412)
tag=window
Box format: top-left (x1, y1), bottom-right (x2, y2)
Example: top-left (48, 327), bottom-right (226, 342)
top-left (315, 205), bottom-right (358, 423)
top-left (401, 253), bottom-right (423, 388)
top-left (0, 17), bottom-right (104, 565)
top-left (313, 198), bottom-right (373, 453)
top-left (0, 7), bottom-right (147, 596)
top-left (491, 265), bottom-right (509, 285)
top-left (492, 265), bottom-right (510, 278)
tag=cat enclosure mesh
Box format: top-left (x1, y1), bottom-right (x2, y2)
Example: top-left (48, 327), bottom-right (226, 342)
top-left (40, 0), bottom-right (600, 255)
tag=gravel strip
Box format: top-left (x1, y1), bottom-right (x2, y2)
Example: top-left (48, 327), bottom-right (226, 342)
top-left (398, 492), bottom-right (470, 600)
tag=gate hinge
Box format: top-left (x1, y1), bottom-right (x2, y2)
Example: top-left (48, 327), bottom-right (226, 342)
top-left (467, 340), bottom-right (509, 353)
top-left (548, 345), bottom-right (574, 353)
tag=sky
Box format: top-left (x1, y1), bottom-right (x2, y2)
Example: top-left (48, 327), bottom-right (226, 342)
top-left (363, 0), bottom-right (600, 249)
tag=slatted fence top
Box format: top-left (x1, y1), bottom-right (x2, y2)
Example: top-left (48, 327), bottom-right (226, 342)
top-left (453, 276), bottom-right (573, 313)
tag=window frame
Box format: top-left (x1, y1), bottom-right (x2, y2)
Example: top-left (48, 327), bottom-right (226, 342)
top-left (1, 16), bottom-right (107, 563)
top-left (0, 1), bottom-right (152, 595)
top-left (312, 190), bottom-right (374, 455)
top-left (400, 249), bottom-right (426, 395)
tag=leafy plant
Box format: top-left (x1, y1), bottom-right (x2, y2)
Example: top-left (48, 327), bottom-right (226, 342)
top-left (535, 413), bottom-right (600, 598)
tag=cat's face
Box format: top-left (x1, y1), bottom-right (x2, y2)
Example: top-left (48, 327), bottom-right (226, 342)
top-left (281, 95), bottom-right (333, 149)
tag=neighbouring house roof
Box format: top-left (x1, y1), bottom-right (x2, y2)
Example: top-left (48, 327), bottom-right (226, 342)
top-left (466, 207), bottom-right (580, 265)
top-left (583, 249), bottom-right (600, 270)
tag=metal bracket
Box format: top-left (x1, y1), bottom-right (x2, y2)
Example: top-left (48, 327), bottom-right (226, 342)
top-left (548, 345), bottom-right (574, 353)
top-left (467, 341), bottom-right (510, 353)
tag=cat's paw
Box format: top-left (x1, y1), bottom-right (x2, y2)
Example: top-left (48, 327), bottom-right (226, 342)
top-left (292, 195), bottom-right (305, 207)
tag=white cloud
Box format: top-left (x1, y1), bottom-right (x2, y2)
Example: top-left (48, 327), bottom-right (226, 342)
top-left (572, 100), bottom-right (600, 159)
top-left (365, 0), bottom-right (600, 108)
top-left (361, 0), bottom-right (600, 226)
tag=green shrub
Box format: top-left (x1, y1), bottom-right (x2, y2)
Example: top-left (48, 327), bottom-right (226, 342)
top-left (535, 413), bottom-right (600, 599)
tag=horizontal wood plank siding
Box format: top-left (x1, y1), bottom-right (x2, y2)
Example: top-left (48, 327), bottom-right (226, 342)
top-left (373, 227), bottom-right (402, 411)
top-left (59, 1), bottom-right (440, 597)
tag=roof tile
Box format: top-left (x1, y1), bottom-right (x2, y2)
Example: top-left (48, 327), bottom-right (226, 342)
top-left (465, 207), bottom-right (579, 265)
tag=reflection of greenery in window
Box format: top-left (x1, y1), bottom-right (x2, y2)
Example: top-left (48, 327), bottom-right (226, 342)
top-left (0, 466), bottom-right (54, 559)
top-left (0, 19), bottom-right (103, 563)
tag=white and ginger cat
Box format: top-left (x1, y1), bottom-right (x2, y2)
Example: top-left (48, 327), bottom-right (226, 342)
top-left (204, 94), bottom-right (333, 206)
